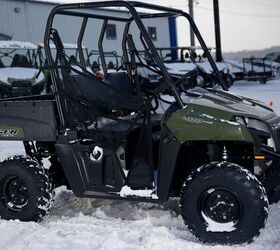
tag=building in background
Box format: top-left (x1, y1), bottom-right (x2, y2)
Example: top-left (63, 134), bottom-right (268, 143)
top-left (0, 0), bottom-right (177, 56)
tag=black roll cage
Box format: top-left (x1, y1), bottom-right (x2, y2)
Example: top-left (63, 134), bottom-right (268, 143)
top-left (44, 1), bottom-right (228, 127)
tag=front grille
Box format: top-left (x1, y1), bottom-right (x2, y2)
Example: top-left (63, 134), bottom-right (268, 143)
top-left (11, 81), bottom-right (32, 88)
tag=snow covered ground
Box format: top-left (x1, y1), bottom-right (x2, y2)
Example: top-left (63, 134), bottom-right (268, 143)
top-left (231, 79), bottom-right (280, 114)
top-left (0, 80), bottom-right (280, 250)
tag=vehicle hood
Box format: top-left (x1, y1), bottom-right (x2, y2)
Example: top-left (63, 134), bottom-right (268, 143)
top-left (185, 90), bottom-right (275, 121)
top-left (165, 62), bottom-right (196, 75)
top-left (197, 62), bottom-right (228, 74)
top-left (165, 62), bottom-right (228, 75)
top-left (0, 67), bottom-right (44, 85)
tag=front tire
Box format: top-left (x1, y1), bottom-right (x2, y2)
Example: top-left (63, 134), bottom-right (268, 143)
top-left (0, 155), bottom-right (53, 222)
top-left (180, 162), bottom-right (268, 245)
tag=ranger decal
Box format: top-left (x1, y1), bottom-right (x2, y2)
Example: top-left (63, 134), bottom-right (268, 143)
top-left (0, 129), bottom-right (19, 137)
top-left (182, 116), bottom-right (213, 125)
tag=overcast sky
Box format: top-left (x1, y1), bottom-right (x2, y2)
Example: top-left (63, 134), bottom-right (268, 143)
top-left (42, 0), bottom-right (280, 52)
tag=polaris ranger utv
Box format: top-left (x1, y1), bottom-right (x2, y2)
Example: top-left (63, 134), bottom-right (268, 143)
top-left (0, 1), bottom-right (279, 245)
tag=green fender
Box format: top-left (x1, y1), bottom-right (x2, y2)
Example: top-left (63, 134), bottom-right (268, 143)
top-left (166, 104), bottom-right (254, 144)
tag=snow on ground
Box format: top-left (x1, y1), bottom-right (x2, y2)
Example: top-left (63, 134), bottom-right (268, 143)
top-left (0, 80), bottom-right (280, 249)
top-left (230, 79), bottom-right (280, 114)
top-left (0, 188), bottom-right (279, 250)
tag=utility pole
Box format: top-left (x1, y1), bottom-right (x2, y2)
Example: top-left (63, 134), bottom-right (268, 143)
top-left (189, 0), bottom-right (195, 46)
top-left (213, 0), bottom-right (223, 62)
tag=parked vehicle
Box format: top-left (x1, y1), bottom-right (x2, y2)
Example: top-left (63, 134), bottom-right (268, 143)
top-left (0, 2), bottom-right (279, 246)
top-left (242, 57), bottom-right (274, 84)
top-left (156, 46), bottom-right (233, 89)
top-left (88, 50), bottom-right (122, 72)
top-left (0, 41), bottom-right (45, 97)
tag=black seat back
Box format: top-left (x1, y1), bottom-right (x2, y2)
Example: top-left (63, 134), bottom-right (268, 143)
top-left (19, 55), bottom-right (32, 67)
top-left (10, 54), bottom-right (31, 68)
top-left (104, 72), bottom-right (136, 96)
top-left (73, 74), bottom-right (146, 115)
top-left (91, 61), bottom-right (99, 71)
top-left (10, 54), bottom-right (21, 67)
top-left (108, 61), bottom-right (115, 69)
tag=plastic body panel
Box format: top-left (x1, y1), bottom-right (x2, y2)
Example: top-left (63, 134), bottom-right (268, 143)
top-left (157, 127), bottom-right (181, 201)
top-left (0, 99), bottom-right (57, 141)
top-left (55, 137), bottom-right (126, 197)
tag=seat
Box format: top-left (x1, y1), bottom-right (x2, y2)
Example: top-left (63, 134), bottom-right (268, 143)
top-left (10, 54), bottom-right (31, 68)
top-left (107, 61), bottom-right (115, 69)
top-left (10, 54), bottom-right (21, 67)
top-left (80, 114), bottom-right (163, 148)
top-left (91, 61), bottom-right (99, 71)
top-left (104, 72), bottom-right (136, 95)
top-left (80, 117), bottom-right (136, 148)
top-left (18, 55), bottom-right (31, 67)
top-left (71, 73), bottom-right (145, 116)
top-left (48, 29), bottom-right (152, 148)
top-left (69, 55), bottom-right (78, 65)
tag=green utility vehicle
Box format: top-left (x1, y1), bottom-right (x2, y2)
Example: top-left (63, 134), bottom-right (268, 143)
top-left (0, 1), bottom-right (279, 245)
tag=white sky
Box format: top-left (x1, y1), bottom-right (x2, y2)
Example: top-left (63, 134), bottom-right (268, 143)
top-left (40, 0), bottom-right (280, 52)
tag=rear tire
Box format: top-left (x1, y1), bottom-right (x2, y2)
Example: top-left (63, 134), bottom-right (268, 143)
top-left (0, 155), bottom-right (53, 222)
top-left (180, 162), bottom-right (268, 245)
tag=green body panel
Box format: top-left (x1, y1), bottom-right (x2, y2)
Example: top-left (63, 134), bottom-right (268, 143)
top-left (166, 90), bottom-right (276, 144)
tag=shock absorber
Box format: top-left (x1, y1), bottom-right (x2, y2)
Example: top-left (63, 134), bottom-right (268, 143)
top-left (222, 145), bottom-right (228, 161)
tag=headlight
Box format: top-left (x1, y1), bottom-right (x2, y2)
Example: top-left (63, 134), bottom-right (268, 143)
top-left (236, 116), bottom-right (275, 149)
top-left (235, 116), bottom-right (246, 126)
top-left (246, 118), bottom-right (270, 134)
top-left (235, 116), bottom-right (270, 134)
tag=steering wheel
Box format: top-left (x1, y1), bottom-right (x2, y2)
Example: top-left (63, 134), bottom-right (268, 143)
top-left (116, 64), bottom-right (125, 72)
top-left (174, 67), bottom-right (199, 91)
top-left (149, 95), bottom-right (159, 112)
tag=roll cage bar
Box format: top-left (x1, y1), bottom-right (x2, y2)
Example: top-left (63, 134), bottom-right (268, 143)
top-left (44, 1), bottom-right (228, 125)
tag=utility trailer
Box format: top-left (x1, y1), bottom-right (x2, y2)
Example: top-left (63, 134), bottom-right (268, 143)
top-left (243, 57), bottom-right (274, 84)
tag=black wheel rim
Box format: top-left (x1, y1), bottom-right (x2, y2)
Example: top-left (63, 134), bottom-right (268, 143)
top-left (199, 187), bottom-right (243, 225)
top-left (0, 176), bottom-right (29, 212)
